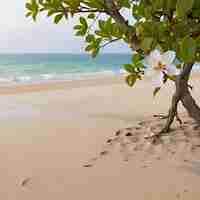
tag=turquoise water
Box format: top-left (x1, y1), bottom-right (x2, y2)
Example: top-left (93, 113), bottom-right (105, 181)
top-left (0, 54), bottom-right (131, 85)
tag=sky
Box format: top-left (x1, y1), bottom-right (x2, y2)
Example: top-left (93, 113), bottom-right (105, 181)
top-left (0, 1), bottom-right (130, 54)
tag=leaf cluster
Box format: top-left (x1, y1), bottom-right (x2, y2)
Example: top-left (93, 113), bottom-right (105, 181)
top-left (26, 0), bottom-right (200, 87)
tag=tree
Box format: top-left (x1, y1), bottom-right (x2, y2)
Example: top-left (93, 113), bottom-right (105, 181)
top-left (26, 0), bottom-right (200, 135)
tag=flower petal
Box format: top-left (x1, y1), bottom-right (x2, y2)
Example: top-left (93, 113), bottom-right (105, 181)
top-left (143, 49), bottom-right (162, 68)
top-left (153, 71), bottom-right (164, 88)
top-left (150, 49), bottom-right (162, 59)
top-left (162, 51), bottom-right (176, 65)
top-left (165, 64), bottom-right (180, 75)
top-left (145, 67), bottom-right (159, 77)
top-left (149, 49), bottom-right (162, 66)
top-left (142, 56), bottom-right (156, 68)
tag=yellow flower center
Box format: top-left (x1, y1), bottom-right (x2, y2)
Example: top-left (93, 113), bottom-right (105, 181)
top-left (154, 61), bottom-right (166, 71)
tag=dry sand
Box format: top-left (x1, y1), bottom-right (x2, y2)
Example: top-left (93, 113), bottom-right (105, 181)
top-left (0, 75), bottom-right (200, 199)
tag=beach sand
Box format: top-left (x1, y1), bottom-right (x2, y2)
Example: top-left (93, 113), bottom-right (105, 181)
top-left (0, 75), bottom-right (200, 199)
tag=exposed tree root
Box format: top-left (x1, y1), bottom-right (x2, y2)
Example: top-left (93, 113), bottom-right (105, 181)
top-left (153, 111), bottom-right (183, 125)
top-left (153, 63), bottom-right (200, 138)
top-left (153, 114), bottom-right (168, 119)
top-left (175, 111), bottom-right (183, 126)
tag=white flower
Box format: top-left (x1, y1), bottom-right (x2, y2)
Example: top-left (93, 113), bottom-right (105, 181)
top-left (143, 49), bottom-right (179, 87)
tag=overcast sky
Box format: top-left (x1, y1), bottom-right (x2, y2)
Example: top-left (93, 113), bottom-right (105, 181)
top-left (0, 1), bottom-right (130, 53)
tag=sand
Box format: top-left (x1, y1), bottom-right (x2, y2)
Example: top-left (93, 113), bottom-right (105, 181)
top-left (0, 75), bottom-right (200, 199)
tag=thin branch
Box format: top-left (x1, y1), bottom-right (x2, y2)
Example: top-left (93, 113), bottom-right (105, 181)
top-left (100, 38), bottom-right (120, 48)
top-left (104, 0), bottom-right (129, 30)
top-left (60, 4), bottom-right (68, 19)
top-left (60, 5), bottom-right (105, 16)
top-left (104, 0), bottom-right (140, 52)
top-left (180, 63), bottom-right (194, 81)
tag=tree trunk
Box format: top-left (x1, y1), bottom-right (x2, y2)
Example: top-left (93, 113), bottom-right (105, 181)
top-left (162, 63), bottom-right (200, 133)
top-left (181, 88), bottom-right (200, 125)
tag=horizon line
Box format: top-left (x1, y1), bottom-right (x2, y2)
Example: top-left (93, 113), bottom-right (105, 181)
top-left (0, 52), bottom-right (132, 55)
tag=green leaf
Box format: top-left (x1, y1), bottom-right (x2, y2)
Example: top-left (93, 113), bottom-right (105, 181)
top-left (176, 0), bottom-right (194, 17)
top-left (92, 47), bottom-right (100, 58)
top-left (124, 64), bottom-right (135, 73)
top-left (84, 0), bottom-right (105, 9)
top-left (80, 17), bottom-right (88, 28)
top-left (140, 37), bottom-right (154, 52)
top-left (26, 12), bottom-right (32, 17)
top-left (76, 29), bottom-right (87, 36)
top-left (87, 13), bottom-right (95, 19)
top-left (98, 20), bottom-right (105, 31)
top-left (32, 12), bottom-right (38, 21)
top-left (54, 14), bottom-right (63, 24)
top-left (153, 87), bottom-right (161, 97)
top-left (111, 23), bottom-right (124, 38)
top-left (153, 0), bottom-right (164, 10)
top-left (166, 0), bottom-right (177, 10)
top-left (132, 4), bottom-right (145, 19)
top-left (196, 36), bottom-right (200, 48)
top-left (25, 3), bottom-right (33, 11)
top-left (48, 9), bottom-right (57, 17)
top-left (193, 0), bottom-right (200, 8)
top-left (86, 34), bottom-right (94, 42)
top-left (179, 36), bottom-right (196, 62)
top-left (132, 53), bottom-right (143, 64)
top-left (126, 75), bottom-right (137, 87)
top-left (74, 25), bottom-right (82, 30)
top-left (144, 6), bottom-right (153, 19)
top-left (85, 45), bottom-right (93, 52)
top-left (118, 0), bottom-right (131, 8)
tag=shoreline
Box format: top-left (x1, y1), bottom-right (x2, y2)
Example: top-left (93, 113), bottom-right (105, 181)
top-left (0, 76), bottom-right (124, 95)
top-left (0, 70), bottom-right (199, 96)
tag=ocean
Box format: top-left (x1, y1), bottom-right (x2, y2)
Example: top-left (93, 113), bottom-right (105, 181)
top-left (0, 54), bottom-right (131, 85)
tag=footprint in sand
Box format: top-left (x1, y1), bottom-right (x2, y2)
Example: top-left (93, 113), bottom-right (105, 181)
top-left (100, 150), bottom-right (109, 156)
top-left (85, 115), bottom-right (200, 167)
top-left (83, 164), bottom-right (93, 168)
top-left (21, 177), bottom-right (32, 187)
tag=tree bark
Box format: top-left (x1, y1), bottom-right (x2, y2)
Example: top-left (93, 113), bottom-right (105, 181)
top-left (181, 85), bottom-right (200, 124)
top-left (162, 63), bottom-right (200, 133)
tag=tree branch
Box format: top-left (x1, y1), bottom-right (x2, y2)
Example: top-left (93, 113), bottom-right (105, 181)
top-left (100, 38), bottom-right (120, 48)
top-left (104, 0), bottom-right (129, 30)
top-left (180, 63), bottom-right (194, 81)
top-left (61, 0), bottom-right (140, 52)
top-left (104, 0), bottom-right (140, 51)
